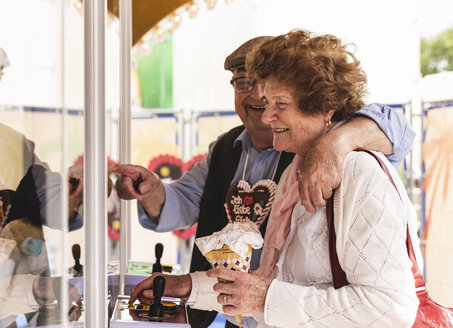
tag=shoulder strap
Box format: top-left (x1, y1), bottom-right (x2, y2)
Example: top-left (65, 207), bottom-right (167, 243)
top-left (326, 192), bottom-right (348, 289)
top-left (328, 150), bottom-right (425, 290)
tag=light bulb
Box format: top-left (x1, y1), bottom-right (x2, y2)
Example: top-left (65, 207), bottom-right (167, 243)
top-left (171, 14), bottom-right (182, 29)
top-left (154, 27), bottom-right (166, 43)
top-left (139, 41), bottom-right (151, 56)
top-left (188, 3), bottom-right (200, 19)
top-left (73, 0), bottom-right (83, 14)
top-left (205, 0), bottom-right (217, 10)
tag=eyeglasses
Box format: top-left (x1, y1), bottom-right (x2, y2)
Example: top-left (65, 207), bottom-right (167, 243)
top-left (230, 76), bottom-right (256, 93)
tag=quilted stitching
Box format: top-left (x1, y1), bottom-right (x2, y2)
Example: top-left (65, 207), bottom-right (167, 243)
top-left (264, 152), bottom-right (418, 327)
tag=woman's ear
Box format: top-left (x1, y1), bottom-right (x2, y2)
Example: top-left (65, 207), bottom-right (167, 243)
top-left (325, 109), bottom-right (336, 121)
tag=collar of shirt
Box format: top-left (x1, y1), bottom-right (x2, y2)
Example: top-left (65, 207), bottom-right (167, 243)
top-left (233, 128), bottom-right (275, 154)
top-left (231, 129), bottom-right (280, 185)
top-left (234, 128), bottom-right (251, 151)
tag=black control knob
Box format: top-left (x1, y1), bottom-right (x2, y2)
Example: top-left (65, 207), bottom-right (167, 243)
top-left (152, 243), bottom-right (163, 274)
top-left (149, 275), bottom-right (165, 318)
top-left (71, 244), bottom-right (83, 277)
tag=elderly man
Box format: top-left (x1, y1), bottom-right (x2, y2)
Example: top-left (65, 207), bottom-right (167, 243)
top-left (115, 36), bottom-right (415, 328)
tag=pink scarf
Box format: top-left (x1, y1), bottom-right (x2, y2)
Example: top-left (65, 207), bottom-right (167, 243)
top-left (258, 154), bottom-right (304, 276)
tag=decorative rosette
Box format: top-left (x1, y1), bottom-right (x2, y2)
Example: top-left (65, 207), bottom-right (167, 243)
top-left (182, 153), bottom-right (207, 172)
top-left (147, 154), bottom-right (184, 180)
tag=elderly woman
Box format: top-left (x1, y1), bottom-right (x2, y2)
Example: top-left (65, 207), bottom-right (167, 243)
top-left (207, 30), bottom-right (422, 327)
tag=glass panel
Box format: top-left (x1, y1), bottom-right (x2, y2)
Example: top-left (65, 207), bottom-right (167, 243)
top-left (106, 0), bottom-right (121, 313)
top-left (135, 35), bottom-right (173, 109)
top-left (0, 0), bottom-right (84, 326)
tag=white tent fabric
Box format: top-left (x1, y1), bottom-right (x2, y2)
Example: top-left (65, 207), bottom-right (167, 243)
top-left (423, 103), bottom-right (453, 306)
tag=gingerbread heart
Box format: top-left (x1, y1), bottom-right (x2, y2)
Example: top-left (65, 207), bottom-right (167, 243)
top-left (224, 179), bottom-right (277, 228)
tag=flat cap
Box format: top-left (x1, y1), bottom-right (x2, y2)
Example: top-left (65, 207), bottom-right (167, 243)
top-left (224, 36), bottom-right (273, 71)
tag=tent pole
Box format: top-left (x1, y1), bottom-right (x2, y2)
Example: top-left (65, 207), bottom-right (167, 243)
top-left (119, 0), bottom-right (132, 296)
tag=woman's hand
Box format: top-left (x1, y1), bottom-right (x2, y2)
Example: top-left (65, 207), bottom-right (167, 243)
top-left (129, 273), bottom-right (192, 305)
top-left (207, 268), bottom-right (273, 315)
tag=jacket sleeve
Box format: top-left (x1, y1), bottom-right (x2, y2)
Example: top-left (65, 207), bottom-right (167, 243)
top-left (186, 271), bottom-right (223, 313)
top-left (0, 273), bottom-right (39, 319)
top-left (356, 103), bottom-right (415, 167)
top-left (264, 151), bottom-right (418, 328)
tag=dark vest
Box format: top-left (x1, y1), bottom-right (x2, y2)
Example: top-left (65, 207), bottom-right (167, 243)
top-left (187, 125), bottom-right (294, 328)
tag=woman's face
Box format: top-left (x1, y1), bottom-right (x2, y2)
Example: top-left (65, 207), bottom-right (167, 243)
top-left (262, 78), bottom-right (331, 155)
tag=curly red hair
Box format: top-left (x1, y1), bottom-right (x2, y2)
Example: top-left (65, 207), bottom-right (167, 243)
top-left (246, 29), bottom-right (367, 121)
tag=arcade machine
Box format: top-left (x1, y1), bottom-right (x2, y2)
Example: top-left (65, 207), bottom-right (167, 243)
top-left (42, 1), bottom-right (192, 327)
top-left (109, 244), bottom-right (190, 327)
top-left (64, 244), bottom-right (189, 327)
top-left (13, 242), bottom-right (189, 328)
top-left (107, 1), bottom-right (190, 325)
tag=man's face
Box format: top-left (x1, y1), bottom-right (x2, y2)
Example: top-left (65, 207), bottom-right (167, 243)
top-left (231, 68), bottom-right (273, 147)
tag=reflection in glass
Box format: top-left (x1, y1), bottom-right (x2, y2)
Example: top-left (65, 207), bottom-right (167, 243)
top-left (0, 1), bottom-right (85, 325)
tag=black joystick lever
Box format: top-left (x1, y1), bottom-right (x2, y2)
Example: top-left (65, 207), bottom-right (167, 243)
top-left (72, 244), bottom-right (83, 277)
top-left (149, 275), bottom-right (166, 318)
top-left (152, 243), bottom-right (163, 274)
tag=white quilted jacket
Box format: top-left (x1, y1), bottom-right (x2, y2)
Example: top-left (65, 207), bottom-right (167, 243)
top-left (260, 151), bottom-right (421, 327)
top-left (190, 151), bottom-right (421, 328)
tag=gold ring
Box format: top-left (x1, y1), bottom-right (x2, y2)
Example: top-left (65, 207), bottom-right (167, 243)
top-left (223, 294), bottom-right (228, 305)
